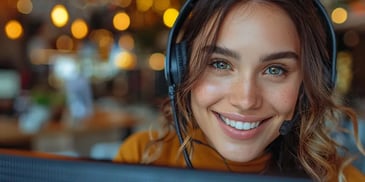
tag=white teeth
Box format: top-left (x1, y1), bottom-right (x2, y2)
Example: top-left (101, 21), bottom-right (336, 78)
top-left (220, 115), bottom-right (261, 131)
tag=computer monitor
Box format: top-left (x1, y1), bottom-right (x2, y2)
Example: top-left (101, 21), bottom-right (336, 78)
top-left (0, 149), bottom-right (311, 182)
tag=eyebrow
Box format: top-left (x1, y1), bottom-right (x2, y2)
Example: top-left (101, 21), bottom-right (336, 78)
top-left (203, 45), bottom-right (240, 60)
top-left (260, 51), bottom-right (299, 62)
top-left (203, 45), bottom-right (299, 62)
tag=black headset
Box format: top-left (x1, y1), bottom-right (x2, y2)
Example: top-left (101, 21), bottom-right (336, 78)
top-left (164, 0), bottom-right (337, 168)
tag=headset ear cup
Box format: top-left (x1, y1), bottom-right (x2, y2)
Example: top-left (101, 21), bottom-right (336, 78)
top-left (313, 0), bottom-right (337, 90)
top-left (173, 41), bottom-right (188, 87)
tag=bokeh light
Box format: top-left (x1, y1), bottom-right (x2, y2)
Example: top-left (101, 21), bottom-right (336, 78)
top-left (5, 20), bottom-right (23, 40)
top-left (51, 4), bottom-right (69, 27)
top-left (163, 8), bottom-right (179, 28)
top-left (149, 53), bottom-right (165, 71)
top-left (136, 0), bottom-right (153, 12)
top-left (343, 30), bottom-right (360, 47)
top-left (153, 0), bottom-right (170, 12)
top-left (71, 19), bottom-right (89, 39)
top-left (331, 7), bottom-right (348, 24)
top-left (336, 51), bottom-right (352, 95)
top-left (113, 12), bottom-right (130, 31)
top-left (56, 35), bottom-right (74, 50)
top-left (115, 51), bottom-right (137, 70)
top-left (113, 0), bottom-right (132, 8)
top-left (17, 0), bottom-right (33, 14)
top-left (118, 34), bottom-right (135, 51)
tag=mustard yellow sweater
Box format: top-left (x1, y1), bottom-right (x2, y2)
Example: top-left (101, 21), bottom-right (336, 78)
top-left (114, 130), bottom-right (365, 181)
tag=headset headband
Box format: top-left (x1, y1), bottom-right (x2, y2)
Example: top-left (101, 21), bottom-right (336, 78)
top-left (165, 0), bottom-right (198, 88)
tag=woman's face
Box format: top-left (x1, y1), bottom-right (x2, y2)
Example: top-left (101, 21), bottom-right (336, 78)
top-left (191, 3), bottom-right (302, 162)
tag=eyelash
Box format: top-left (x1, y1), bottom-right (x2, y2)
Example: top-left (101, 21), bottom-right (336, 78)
top-left (209, 59), bottom-right (232, 71)
top-left (208, 59), bottom-right (288, 78)
top-left (264, 65), bottom-right (288, 77)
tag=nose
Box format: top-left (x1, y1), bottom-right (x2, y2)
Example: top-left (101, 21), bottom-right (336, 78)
top-left (229, 77), bottom-right (262, 110)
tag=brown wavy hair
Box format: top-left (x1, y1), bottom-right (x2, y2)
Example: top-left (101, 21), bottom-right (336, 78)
top-left (143, 0), bottom-right (364, 181)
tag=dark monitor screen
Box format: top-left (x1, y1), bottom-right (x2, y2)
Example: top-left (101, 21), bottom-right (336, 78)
top-left (0, 150), bottom-right (311, 182)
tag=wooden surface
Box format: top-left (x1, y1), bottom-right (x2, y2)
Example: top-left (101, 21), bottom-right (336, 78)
top-left (0, 109), bottom-right (138, 146)
top-left (0, 117), bottom-right (31, 144)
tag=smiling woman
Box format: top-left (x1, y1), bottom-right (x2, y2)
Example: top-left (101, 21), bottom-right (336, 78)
top-left (114, 0), bottom-right (365, 181)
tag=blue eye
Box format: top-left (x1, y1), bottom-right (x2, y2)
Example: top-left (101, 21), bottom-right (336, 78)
top-left (211, 61), bottom-right (231, 70)
top-left (265, 66), bottom-right (285, 76)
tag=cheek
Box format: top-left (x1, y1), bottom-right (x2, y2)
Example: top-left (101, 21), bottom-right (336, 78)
top-left (191, 78), bottom-right (228, 109)
top-left (192, 81), bottom-right (216, 107)
top-left (268, 86), bottom-right (300, 116)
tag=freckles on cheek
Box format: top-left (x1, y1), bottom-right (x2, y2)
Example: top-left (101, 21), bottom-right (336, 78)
top-left (275, 89), bottom-right (299, 113)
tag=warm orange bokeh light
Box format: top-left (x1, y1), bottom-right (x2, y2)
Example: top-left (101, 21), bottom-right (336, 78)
top-left (5, 20), bottom-right (23, 40)
top-left (71, 19), bottom-right (89, 39)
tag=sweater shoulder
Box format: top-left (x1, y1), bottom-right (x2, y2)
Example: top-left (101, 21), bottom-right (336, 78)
top-left (343, 164), bottom-right (365, 181)
top-left (113, 131), bottom-right (152, 163)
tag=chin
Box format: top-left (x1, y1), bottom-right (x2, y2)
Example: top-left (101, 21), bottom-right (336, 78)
top-left (217, 146), bottom-right (263, 163)
top-left (226, 154), bottom-right (259, 163)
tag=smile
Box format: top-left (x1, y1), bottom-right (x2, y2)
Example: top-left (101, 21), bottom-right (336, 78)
top-left (219, 115), bottom-right (261, 131)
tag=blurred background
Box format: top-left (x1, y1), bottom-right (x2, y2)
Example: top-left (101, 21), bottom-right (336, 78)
top-left (0, 0), bottom-right (364, 168)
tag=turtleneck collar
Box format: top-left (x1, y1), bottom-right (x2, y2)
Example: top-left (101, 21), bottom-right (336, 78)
top-left (187, 128), bottom-right (272, 173)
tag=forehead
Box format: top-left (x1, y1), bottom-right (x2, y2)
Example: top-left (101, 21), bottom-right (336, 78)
top-left (215, 2), bottom-right (300, 54)
top-left (225, 2), bottom-right (292, 23)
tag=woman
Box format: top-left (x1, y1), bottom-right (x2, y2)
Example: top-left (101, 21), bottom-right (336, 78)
top-left (114, 0), bottom-right (365, 181)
